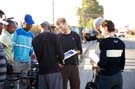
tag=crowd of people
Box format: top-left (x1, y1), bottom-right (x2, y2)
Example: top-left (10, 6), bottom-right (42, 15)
top-left (0, 10), bottom-right (82, 89)
top-left (0, 9), bottom-right (125, 89)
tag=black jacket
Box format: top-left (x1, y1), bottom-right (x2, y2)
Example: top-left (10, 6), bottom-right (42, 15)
top-left (32, 32), bottom-right (64, 74)
top-left (98, 37), bottom-right (125, 76)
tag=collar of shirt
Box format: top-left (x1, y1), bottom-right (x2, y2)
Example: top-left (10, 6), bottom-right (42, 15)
top-left (2, 29), bottom-right (12, 38)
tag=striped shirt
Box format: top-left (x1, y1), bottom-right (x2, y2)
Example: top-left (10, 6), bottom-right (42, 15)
top-left (98, 37), bottom-right (125, 75)
top-left (12, 28), bottom-right (34, 62)
top-left (0, 43), bottom-right (7, 85)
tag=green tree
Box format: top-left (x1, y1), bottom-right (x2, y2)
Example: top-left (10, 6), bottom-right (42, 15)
top-left (77, 0), bottom-right (104, 28)
top-left (86, 19), bottom-right (94, 29)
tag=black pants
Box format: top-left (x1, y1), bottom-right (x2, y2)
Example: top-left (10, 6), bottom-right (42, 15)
top-left (61, 65), bottom-right (80, 89)
top-left (97, 72), bottom-right (123, 89)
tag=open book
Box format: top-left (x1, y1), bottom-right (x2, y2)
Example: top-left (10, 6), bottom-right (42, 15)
top-left (64, 49), bottom-right (77, 60)
top-left (63, 49), bottom-right (77, 64)
top-left (63, 49), bottom-right (78, 64)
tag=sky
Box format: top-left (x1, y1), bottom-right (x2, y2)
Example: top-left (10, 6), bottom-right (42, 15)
top-left (98, 0), bottom-right (135, 28)
top-left (0, 0), bottom-right (82, 25)
top-left (0, 0), bottom-right (135, 28)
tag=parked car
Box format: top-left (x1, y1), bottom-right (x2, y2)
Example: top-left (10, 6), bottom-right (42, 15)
top-left (116, 31), bottom-right (125, 37)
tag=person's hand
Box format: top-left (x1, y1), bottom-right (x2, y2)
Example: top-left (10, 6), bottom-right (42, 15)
top-left (30, 53), bottom-right (36, 60)
top-left (93, 66), bottom-right (100, 73)
top-left (58, 63), bottom-right (64, 68)
top-left (7, 60), bottom-right (13, 64)
top-left (92, 63), bottom-right (98, 70)
top-left (76, 50), bottom-right (81, 55)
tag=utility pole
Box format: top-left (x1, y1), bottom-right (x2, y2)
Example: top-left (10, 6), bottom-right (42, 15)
top-left (52, 0), bottom-right (54, 25)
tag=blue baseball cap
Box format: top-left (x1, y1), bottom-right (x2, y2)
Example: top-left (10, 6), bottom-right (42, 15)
top-left (24, 14), bottom-right (34, 25)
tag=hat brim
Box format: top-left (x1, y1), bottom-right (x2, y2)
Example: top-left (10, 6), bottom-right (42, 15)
top-left (26, 20), bottom-right (34, 25)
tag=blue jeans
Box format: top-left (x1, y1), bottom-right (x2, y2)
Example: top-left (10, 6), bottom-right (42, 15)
top-left (97, 72), bottom-right (123, 89)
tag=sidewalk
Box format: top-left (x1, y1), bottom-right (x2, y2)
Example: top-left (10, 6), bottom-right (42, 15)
top-left (122, 70), bottom-right (135, 89)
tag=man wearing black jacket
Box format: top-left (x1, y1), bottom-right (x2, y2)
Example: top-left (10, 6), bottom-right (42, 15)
top-left (56, 18), bottom-right (82, 89)
top-left (32, 21), bottom-right (64, 89)
top-left (97, 20), bottom-right (125, 89)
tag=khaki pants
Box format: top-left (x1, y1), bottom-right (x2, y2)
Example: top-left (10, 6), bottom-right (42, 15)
top-left (13, 60), bottom-right (31, 73)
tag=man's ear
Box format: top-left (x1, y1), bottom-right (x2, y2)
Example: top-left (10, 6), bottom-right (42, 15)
top-left (95, 25), bottom-right (100, 31)
top-left (104, 26), bottom-right (108, 32)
